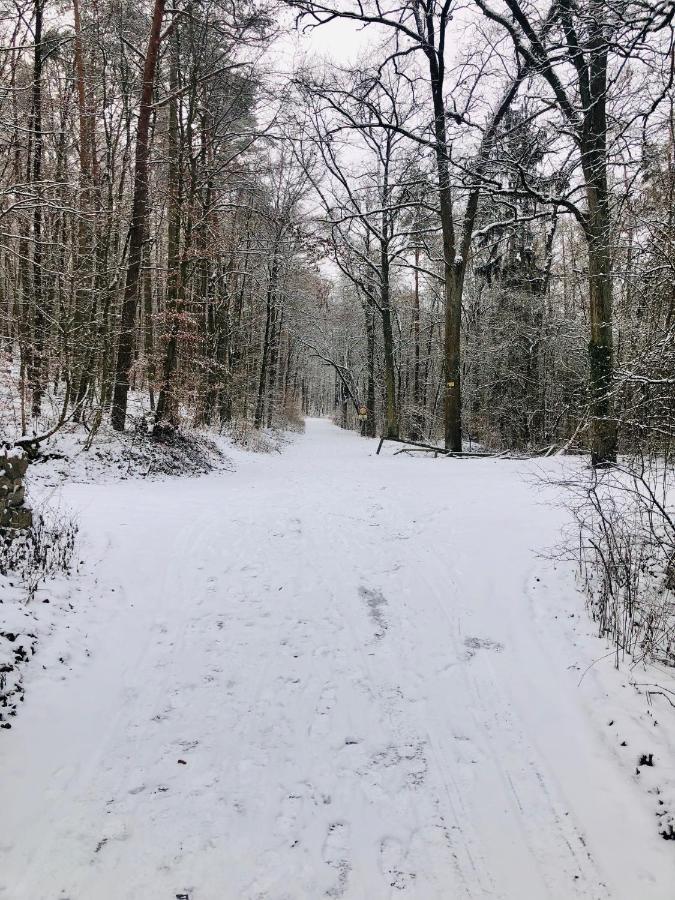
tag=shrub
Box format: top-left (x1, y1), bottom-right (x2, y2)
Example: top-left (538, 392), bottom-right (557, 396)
top-left (0, 507), bottom-right (78, 601)
top-left (568, 458), bottom-right (675, 666)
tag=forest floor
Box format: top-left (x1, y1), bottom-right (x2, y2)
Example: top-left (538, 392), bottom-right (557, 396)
top-left (1, 417), bottom-right (675, 900)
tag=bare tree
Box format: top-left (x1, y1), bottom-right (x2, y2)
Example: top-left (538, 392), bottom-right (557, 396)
top-left (110, 0), bottom-right (167, 431)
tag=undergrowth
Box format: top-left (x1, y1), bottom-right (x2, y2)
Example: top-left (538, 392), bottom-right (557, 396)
top-left (0, 506), bottom-right (78, 601)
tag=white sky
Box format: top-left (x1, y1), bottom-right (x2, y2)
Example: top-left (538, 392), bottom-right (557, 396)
top-left (271, 9), bottom-right (386, 74)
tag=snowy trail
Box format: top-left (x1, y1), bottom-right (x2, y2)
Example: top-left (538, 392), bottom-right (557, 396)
top-left (1, 418), bottom-right (674, 899)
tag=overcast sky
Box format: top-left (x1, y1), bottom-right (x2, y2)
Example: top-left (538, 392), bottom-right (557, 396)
top-left (272, 8), bottom-right (386, 73)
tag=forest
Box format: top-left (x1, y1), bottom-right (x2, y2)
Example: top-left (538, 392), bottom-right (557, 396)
top-left (0, 0), bottom-right (672, 459)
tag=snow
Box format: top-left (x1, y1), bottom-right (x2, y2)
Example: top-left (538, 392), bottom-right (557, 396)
top-left (24, 423), bottom-right (231, 488)
top-left (1, 417), bottom-right (675, 899)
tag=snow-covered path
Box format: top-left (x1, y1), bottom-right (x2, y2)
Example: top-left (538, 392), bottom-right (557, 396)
top-left (2, 418), bottom-right (674, 899)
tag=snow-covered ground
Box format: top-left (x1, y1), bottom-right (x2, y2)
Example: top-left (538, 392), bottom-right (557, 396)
top-left (1, 418), bottom-right (674, 899)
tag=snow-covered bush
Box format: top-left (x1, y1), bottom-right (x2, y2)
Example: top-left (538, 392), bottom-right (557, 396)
top-left (280, 400), bottom-right (306, 433)
top-left (568, 459), bottom-right (675, 667)
top-left (0, 506), bottom-right (78, 601)
top-left (0, 506), bottom-right (78, 727)
top-left (223, 420), bottom-right (285, 453)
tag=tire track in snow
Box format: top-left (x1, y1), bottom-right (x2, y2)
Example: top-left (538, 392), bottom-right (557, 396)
top-left (379, 495), bottom-right (608, 899)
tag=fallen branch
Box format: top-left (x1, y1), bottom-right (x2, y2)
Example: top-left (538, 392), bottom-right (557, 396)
top-left (11, 388), bottom-right (82, 454)
top-left (634, 683), bottom-right (675, 709)
top-left (376, 435), bottom-right (525, 459)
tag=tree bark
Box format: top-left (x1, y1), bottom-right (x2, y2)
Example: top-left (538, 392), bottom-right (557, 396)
top-left (581, 11), bottom-right (617, 466)
top-left (28, 0), bottom-right (45, 419)
top-left (155, 24), bottom-right (181, 426)
top-left (365, 297), bottom-right (376, 438)
top-left (425, 31), bottom-right (461, 451)
top-left (254, 251), bottom-right (278, 428)
top-left (111, 0), bottom-right (166, 431)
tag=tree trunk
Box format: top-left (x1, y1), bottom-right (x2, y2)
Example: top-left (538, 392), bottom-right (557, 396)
top-left (254, 252), bottom-right (278, 428)
top-left (29, 0), bottom-right (45, 419)
top-left (581, 17), bottom-right (617, 466)
top-left (380, 245), bottom-right (398, 438)
top-left (365, 298), bottom-right (376, 438)
top-left (411, 245), bottom-right (422, 439)
top-left (155, 24), bottom-right (181, 426)
top-left (585, 195), bottom-right (616, 466)
top-left (143, 259), bottom-right (155, 410)
top-left (427, 50), bottom-right (461, 451)
top-left (72, 0), bottom-right (97, 422)
top-left (380, 155), bottom-right (398, 439)
top-left (111, 0), bottom-right (166, 431)
top-left (267, 305), bottom-right (285, 428)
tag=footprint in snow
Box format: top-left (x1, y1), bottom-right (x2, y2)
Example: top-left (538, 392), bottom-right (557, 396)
top-left (276, 791), bottom-right (304, 844)
top-left (311, 683), bottom-right (337, 738)
top-left (369, 742), bottom-right (428, 789)
top-left (358, 585), bottom-right (388, 639)
top-left (379, 836), bottom-right (416, 891)
top-left (323, 821), bottom-right (351, 897)
top-left (463, 636), bottom-right (504, 659)
top-left (93, 817), bottom-right (129, 855)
